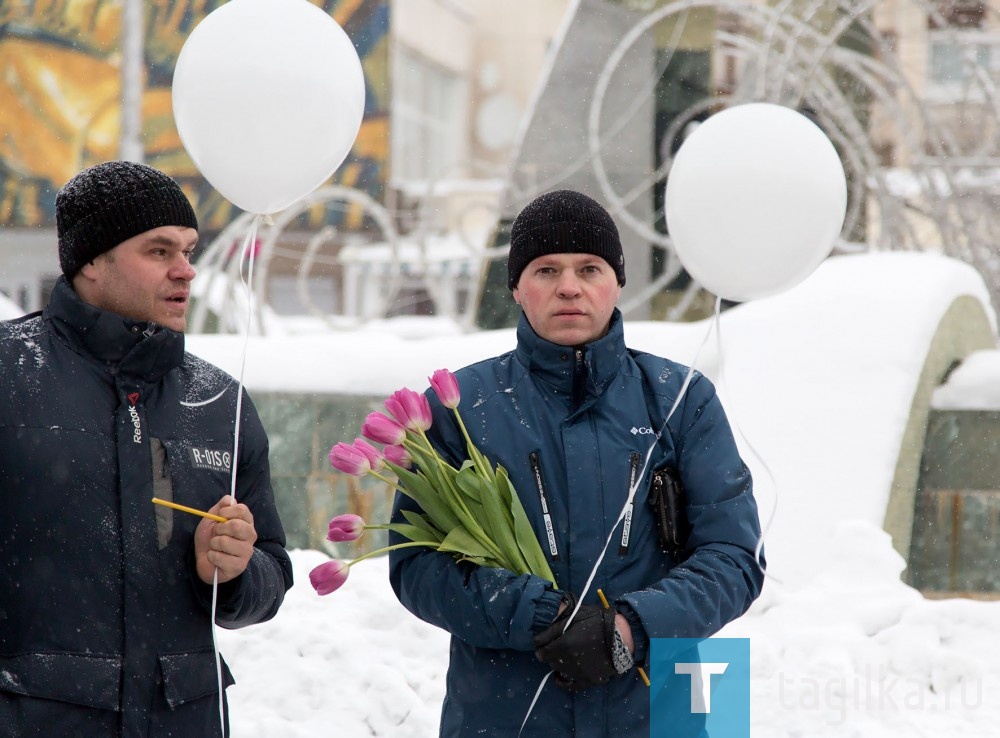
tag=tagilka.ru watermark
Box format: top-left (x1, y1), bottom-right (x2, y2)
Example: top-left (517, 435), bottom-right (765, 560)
top-left (777, 663), bottom-right (983, 727)
top-left (648, 639), bottom-right (983, 736)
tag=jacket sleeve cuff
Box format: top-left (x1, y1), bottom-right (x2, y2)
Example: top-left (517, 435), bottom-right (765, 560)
top-left (531, 588), bottom-right (564, 634)
top-left (617, 601), bottom-right (650, 663)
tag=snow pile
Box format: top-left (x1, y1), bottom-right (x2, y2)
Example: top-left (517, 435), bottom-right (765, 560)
top-left (195, 252), bottom-right (1000, 737)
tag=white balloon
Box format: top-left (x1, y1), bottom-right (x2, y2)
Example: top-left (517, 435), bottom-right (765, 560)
top-left (172, 0), bottom-right (366, 215)
top-left (664, 103), bottom-right (847, 302)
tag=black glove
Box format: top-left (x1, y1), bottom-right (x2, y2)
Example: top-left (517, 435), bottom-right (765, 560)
top-left (533, 597), bottom-right (618, 692)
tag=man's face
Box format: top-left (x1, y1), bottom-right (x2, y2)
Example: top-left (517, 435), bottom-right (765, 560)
top-left (76, 225), bottom-right (199, 332)
top-left (512, 252), bottom-right (622, 346)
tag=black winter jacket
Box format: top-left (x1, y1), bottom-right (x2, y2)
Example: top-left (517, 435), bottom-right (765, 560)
top-left (0, 278), bottom-right (293, 737)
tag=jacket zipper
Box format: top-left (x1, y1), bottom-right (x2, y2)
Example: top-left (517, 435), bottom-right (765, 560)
top-left (571, 348), bottom-right (585, 409)
top-left (529, 451), bottom-right (560, 561)
top-left (619, 452), bottom-right (641, 555)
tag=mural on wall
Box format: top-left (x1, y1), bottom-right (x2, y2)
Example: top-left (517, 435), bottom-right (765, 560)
top-left (0, 0), bottom-right (389, 233)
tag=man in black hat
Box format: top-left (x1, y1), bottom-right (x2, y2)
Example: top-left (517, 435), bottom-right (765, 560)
top-left (0, 161), bottom-right (293, 737)
top-left (389, 189), bottom-right (764, 736)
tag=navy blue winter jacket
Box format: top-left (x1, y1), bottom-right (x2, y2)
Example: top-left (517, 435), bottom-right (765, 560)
top-left (389, 309), bottom-right (763, 737)
top-left (0, 278), bottom-right (293, 737)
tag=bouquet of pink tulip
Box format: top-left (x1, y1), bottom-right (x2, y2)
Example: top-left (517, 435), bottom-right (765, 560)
top-left (309, 369), bottom-right (557, 595)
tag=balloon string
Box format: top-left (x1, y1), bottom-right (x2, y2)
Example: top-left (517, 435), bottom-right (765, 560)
top-left (230, 215), bottom-right (258, 501)
top-left (517, 307), bottom-right (719, 734)
top-left (211, 566), bottom-right (224, 733)
top-left (517, 671), bottom-right (553, 736)
top-left (212, 214), bottom-right (261, 735)
top-left (712, 298), bottom-right (778, 582)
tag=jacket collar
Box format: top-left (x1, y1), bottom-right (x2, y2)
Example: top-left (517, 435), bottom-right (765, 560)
top-left (514, 308), bottom-right (627, 401)
top-left (45, 276), bottom-right (185, 383)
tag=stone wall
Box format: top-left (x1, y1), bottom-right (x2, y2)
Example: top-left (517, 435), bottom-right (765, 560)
top-left (252, 391), bottom-right (395, 556)
top-left (883, 295), bottom-right (995, 566)
top-left (910, 409), bottom-right (1000, 596)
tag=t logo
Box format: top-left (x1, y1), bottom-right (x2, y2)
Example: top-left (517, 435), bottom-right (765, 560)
top-left (650, 639), bottom-right (749, 737)
top-left (674, 662), bottom-right (729, 713)
top-left (128, 392), bottom-right (140, 406)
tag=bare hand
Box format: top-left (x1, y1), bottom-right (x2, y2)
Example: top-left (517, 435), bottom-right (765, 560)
top-left (194, 495), bottom-right (257, 584)
top-left (614, 611), bottom-right (635, 654)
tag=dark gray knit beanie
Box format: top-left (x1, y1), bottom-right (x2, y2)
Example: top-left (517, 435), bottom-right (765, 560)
top-left (507, 189), bottom-right (625, 289)
top-left (56, 161), bottom-right (199, 279)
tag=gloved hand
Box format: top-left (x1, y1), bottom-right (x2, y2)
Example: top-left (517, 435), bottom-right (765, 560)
top-left (533, 596), bottom-right (618, 692)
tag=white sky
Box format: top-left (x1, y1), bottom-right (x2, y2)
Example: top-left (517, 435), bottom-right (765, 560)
top-left (10, 252), bottom-right (1000, 736)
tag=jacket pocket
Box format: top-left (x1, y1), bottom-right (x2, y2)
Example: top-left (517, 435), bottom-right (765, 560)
top-left (159, 650), bottom-right (235, 709)
top-left (0, 652), bottom-right (120, 710)
top-left (618, 451), bottom-right (642, 555)
top-left (151, 437), bottom-right (174, 549)
top-left (528, 451), bottom-right (560, 561)
top-left (160, 439), bottom-right (233, 514)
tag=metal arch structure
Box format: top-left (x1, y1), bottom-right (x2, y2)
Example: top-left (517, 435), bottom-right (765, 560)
top-left (188, 186), bottom-right (401, 335)
top-left (581, 0), bottom-right (1000, 315)
top-left (493, 0), bottom-right (1000, 319)
top-left (193, 1), bottom-right (1000, 333)
top-left (189, 166), bottom-right (507, 334)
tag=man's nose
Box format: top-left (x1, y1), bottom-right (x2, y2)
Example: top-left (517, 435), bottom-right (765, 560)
top-left (171, 257), bottom-right (197, 281)
top-left (556, 272), bottom-right (582, 295)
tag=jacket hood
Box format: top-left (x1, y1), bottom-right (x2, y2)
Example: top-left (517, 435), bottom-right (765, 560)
top-left (44, 275), bottom-right (185, 383)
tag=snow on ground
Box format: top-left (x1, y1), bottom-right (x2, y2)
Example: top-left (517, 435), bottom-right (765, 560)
top-left (0, 292), bottom-right (25, 319)
top-left (190, 252), bottom-right (1000, 736)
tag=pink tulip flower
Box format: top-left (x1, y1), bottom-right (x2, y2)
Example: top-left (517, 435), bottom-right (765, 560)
top-left (353, 438), bottom-right (385, 473)
top-left (429, 369), bottom-right (460, 409)
top-left (327, 514), bottom-right (366, 542)
top-left (385, 388), bottom-right (432, 432)
top-left (383, 444), bottom-right (413, 469)
top-left (362, 411), bottom-right (406, 445)
top-left (328, 442), bottom-right (371, 476)
top-left (309, 560), bottom-right (349, 595)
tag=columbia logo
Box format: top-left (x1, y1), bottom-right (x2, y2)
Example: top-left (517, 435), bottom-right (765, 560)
top-left (631, 426), bottom-right (657, 436)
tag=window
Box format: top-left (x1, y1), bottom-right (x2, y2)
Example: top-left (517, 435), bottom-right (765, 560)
top-left (927, 31), bottom-right (1000, 100)
top-left (391, 46), bottom-right (468, 184)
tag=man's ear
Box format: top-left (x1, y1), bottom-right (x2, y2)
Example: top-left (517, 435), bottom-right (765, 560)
top-left (78, 260), bottom-right (99, 280)
top-left (73, 257), bottom-right (106, 293)
top-left (512, 287), bottom-right (521, 305)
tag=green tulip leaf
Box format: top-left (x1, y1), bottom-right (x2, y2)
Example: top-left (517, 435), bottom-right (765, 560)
top-left (386, 461), bottom-right (461, 532)
top-left (400, 510), bottom-right (447, 542)
top-left (501, 469), bottom-right (557, 587)
top-left (384, 522), bottom-right (444, 545)
top-left (437, 526), bottom-right (496, 560)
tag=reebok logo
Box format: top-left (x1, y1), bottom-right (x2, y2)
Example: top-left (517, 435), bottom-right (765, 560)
top-left (127, 393), bottom-right (142, 444)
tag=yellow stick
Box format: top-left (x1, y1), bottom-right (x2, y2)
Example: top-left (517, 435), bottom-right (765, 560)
top-left (597, 588), bottom-right (651, 687)
top-left (596, 589), bottom-right (611, 609)
top-left (152, 497), bottom-right (226, 523)
top-left (638, 666), bottom-right (651, 687)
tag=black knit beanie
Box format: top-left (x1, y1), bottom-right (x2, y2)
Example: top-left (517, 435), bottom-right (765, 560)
top-left (56, 161), bottom-right (199, 279)
top-left (507, 189), bottom-right (625, 289)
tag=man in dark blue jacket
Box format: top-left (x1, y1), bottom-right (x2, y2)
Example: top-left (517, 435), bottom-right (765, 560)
top-left (0, 161), bottom-right (293, 737)
top-left (390, 189), bottom-right (764, 736)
